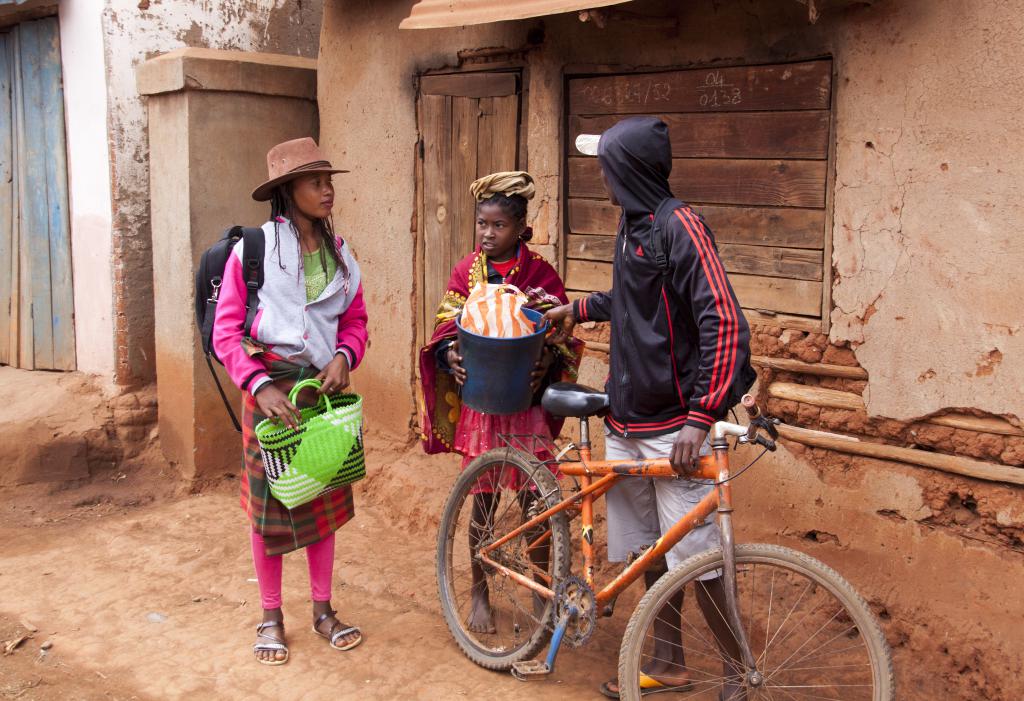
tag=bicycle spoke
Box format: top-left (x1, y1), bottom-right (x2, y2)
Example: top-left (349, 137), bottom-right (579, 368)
top-left (644, 600), bottom-right (730, 663)
top-left (762, 590), bottom-right (832, 662)
top-left (760, 566), bottom-right (778, 668)
top-left (780, 626), bottom-right (865, 674)
top-left (781, 662), bottom-right (873, 673)
top-left (792, 640), bottom-right (871, 667)
top-left (622, 553), bottom-right (885, 701)
top-left (764, 608), bottom-right (848, 680)
top-left (639, 637), bottom-right (735, 673)
top-left (761, 577), bottom-right (813, 667)
top-left (747, 564), bottom-right (757, 645)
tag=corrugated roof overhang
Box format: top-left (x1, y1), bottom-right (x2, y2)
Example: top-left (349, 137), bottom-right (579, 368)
top-left (399, 0), bottom-right (633, 29)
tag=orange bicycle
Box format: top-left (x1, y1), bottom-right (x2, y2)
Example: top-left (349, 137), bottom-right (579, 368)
top-left (436, 383), bottom-right (894, 700)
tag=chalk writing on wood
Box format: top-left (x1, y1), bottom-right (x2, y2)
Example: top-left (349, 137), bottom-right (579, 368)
top-left (579, 76), bottom-right (672, 109)
top-left (696, 71), bottom-right (741, 109)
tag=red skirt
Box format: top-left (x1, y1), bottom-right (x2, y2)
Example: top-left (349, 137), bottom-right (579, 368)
top-left (454, 404), bottom-right (559, 492)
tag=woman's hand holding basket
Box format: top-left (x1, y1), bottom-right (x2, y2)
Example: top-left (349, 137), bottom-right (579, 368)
top-left (316, 354), bottom-right (351, 395)
top-left (255, 384), bottom-right (301, 429)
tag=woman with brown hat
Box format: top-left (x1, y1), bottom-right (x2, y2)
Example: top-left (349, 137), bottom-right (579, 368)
top-left (212, 137), bottom-right (367, 665)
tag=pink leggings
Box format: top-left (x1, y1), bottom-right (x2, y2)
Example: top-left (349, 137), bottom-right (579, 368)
top-left (250, 530), bottom-right (336, 610)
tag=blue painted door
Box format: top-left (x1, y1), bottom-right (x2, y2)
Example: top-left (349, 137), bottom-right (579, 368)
top-left (0, 16), bottom-right (74, 370)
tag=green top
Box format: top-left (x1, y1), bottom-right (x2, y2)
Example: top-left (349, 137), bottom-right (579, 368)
top-left (302, 248), bottom-right (337, 302)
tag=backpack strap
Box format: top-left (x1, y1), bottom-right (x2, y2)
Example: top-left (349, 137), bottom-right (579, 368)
top-left (650, 197), bottom-right (683, 278)
top-left (205, 353), bottom-right (242, 433)
top-left (240, 227), bottom-right (265, 337)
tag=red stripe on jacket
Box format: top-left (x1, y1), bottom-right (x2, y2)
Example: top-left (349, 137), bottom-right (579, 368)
top-left (674, 209), bottom-right (738, 412)
top-left (682, 209), bottom-right (739, 409)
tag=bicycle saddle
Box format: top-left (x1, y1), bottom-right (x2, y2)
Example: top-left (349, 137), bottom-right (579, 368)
top-left (541, 382), bottom-right (610, 418)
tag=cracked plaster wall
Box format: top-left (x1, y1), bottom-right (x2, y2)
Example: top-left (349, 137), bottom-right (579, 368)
top-left (826, 1), bottom-right (1023, 422)
top-left (98, 0), bottom-right (322, 385)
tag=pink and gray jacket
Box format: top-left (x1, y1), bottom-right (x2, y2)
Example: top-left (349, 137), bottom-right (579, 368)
top-left (212, 219), bottom-right (368, 395)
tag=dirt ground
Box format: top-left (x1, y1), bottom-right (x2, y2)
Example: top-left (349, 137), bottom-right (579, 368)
top-left (3, 424), bottom-right (1021, 700)
top-left (0, 440), bottom-right (644, 701)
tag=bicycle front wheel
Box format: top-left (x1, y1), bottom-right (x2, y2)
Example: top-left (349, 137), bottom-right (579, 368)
top-left (618, 544), bottom-right (894, 701)
top-left (436, 447), bottom-right (571, 671)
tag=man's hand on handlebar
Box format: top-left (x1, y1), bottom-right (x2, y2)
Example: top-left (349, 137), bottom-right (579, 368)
top-left (670, 425), bottom-right (708, 477)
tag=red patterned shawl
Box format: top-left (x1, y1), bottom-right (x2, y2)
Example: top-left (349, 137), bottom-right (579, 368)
top-left (417, 244), bottom-right (583, 454)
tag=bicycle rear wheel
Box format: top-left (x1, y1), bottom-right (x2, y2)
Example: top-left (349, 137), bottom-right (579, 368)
top-left (618, 544), bottom-right (894, 701)
top-left (436, 447), bottom-right (571, 670)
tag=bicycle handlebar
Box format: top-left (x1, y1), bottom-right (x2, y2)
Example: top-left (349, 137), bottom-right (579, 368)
top-left (735, 394), bottom-right (779, 451)
top-left (741, 394), bottom-right (760, 441)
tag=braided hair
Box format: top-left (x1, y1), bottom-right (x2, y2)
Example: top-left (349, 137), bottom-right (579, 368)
top-left (477, 193), bottom-right (533, 242)
top-left (269, 184), bottom-right (348, 276)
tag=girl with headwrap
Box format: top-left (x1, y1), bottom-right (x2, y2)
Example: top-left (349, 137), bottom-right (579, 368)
top-left (418, 171), bottom-right (582, 633)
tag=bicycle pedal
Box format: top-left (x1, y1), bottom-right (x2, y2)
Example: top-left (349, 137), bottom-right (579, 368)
top-left (511, 660), bottom-right (552, 680)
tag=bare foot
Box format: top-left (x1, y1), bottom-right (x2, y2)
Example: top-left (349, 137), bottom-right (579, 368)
top-left (466, 588), bottom-right (496, 634)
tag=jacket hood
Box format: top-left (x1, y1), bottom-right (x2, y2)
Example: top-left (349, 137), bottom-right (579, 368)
top-left (597, 116), bottom-right (673, 218)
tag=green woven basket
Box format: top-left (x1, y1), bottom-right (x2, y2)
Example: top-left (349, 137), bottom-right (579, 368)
top-left (254, 379), bottom-right (365, 509)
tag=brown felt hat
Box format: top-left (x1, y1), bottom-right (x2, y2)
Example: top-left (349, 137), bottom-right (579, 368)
top-left (251, 137), bottom-right (348, 201)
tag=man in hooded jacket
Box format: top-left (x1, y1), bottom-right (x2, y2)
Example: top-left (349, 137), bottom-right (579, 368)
top-left (546, 116), bottom-right (753, 699)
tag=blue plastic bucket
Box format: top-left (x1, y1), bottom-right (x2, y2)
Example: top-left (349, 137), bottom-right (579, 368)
top-left (456, 307), bottom-right (549, 415)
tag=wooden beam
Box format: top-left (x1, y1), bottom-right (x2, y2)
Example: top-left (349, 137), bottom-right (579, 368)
top-left (928, 414), bottom-right (1024, 438)
top-left (769, 382), bottom-right (863, 411)
top-left (769, 380), bottom-right (1024, 437)
top-left (777, 424), bottom-right (1024, 486)
top-left (753, 356), bottom-right (868, 380)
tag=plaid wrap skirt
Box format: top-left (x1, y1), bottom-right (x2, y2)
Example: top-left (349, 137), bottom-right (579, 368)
top-left (240, 379), bottom-right (355, 557)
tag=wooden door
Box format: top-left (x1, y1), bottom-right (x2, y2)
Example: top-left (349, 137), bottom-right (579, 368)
top-left (0, 17), bottom-right (75, 369)
top-left (417, 71), bottom-right (521, 339)
top-left (565, 59), bottom-right (834, 332)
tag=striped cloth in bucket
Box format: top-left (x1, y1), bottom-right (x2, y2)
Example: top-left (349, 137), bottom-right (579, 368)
top-left (460, 283), bottom-right (535, 338)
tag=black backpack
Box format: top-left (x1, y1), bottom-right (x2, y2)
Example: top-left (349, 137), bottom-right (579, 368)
top-left (649, 198), bottom-right (757, 411)
top-left (195, 226), bottom-right (265, 432)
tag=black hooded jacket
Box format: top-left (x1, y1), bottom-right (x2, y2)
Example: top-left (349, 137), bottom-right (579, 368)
top-left (573, 117), bottom-right (753, 438)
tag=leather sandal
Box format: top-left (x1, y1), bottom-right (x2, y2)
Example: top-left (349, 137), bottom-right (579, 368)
top-left (313, 609), bottom-right (363, 651)
top-left (253, 620), bottom-right (289, 666)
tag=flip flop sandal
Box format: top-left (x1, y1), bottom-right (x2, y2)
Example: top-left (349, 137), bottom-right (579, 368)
top-left (599, 672), bottom-right (695, 698)
top-left (253, 620), bottom-right (289, 666)
top-left (313, 610), bottom-right (363, 651)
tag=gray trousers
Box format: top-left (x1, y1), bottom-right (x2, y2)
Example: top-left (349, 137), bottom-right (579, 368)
top-left (604, 429), bottom-right (721, 572)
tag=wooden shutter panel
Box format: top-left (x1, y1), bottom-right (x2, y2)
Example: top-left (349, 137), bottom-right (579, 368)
top-left (565, 59), bottom-right (834, 331)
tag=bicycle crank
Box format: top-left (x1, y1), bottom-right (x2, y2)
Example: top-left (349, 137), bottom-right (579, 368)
top-left (555, 575), bottom-right (597, 647)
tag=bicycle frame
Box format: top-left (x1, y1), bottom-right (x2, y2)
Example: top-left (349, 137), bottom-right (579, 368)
top-left (477, 415), bottom-right (760, 672)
